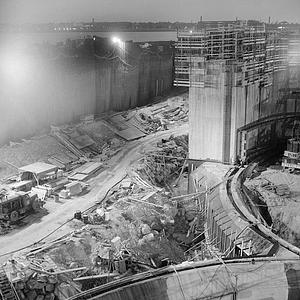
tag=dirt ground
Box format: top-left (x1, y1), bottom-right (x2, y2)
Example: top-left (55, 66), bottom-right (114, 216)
top-left (3, 127), bottom-right (197, 300)
top-left (245, 168), bottom-right (300, 247)
top-left (0, 118), bottom-right (188, 264)
top-left (0, 91), bottom-right (188, 180)
top-left (0, 90), bottom-right (200, 300)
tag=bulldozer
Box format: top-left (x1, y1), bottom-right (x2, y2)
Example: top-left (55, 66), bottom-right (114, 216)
top-left (0, 189), bottom-right (43, 223)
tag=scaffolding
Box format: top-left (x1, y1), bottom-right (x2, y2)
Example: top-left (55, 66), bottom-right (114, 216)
top-left (288, 29), bottom-right (300, 67)
top-left (174, 22), bottom-right (289, 87)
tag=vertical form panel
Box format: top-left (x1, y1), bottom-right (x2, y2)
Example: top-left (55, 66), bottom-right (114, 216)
top-left (95, 59), bottom-right (112, 113)
top-left (230, 72), bottom-right (246, 162)
top-left (189, 58), bottom-right (227, 161)
top-left (0, 45), bottom-right (174, 145)
top-left (223, 63), bottom-right (233, 163)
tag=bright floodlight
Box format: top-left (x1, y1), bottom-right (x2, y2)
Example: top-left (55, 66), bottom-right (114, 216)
top-left (112, 36), bottom-right (117, 43)
top-left (112, 36), bottom-right (120, 44)
top-left (111, 36), bottom-right (125, 52)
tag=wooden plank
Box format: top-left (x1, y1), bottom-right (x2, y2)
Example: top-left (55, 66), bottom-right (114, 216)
top-left (48, 157), bottom-right (65, 169)
top-left (52, 267), bottom-right (87, 275)
top-left (73, 162), bottom-right (93, 173)
top-left (116, 129), bottom-right (146, 141)
top-left (79, 162), bottom-right (103, 175)
top-left (68, 173), bottom-right (89, 181)
top-left (108, 115), bottom-right (146, 141)
top-left (73, 273), bottom-right (119, 281)
top-left (72, 135), bottom-right (95, 150)
top-left (53, 153), bottom-right (74, 164)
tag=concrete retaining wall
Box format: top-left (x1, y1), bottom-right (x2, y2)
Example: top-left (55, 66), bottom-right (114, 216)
top-left (0, 41), bottom-right (173, 145)
top-left (190, 162), bottom-right (276, 257)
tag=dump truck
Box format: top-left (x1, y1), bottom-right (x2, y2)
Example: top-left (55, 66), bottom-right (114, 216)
top-left (0, 190), bottom-right (43, 223)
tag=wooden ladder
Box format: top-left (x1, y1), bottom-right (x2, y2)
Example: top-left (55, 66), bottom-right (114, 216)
top-left (0, 267), bottom-right (17, 300)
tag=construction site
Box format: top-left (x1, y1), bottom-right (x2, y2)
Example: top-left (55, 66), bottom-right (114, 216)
top-left (1, 19), bottom-right (300, 300)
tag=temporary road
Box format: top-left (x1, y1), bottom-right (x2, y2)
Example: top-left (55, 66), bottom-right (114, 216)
top-left (0, 123), bottom-right (188, 263)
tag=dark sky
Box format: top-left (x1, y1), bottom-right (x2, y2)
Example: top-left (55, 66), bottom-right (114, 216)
top-left (1, 0), bottom-right (300, 23)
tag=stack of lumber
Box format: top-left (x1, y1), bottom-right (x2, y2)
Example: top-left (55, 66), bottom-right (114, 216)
top-left (68, 162), bottom-right (103, 181)
top-left (136, 135), bottom-right (188, 185)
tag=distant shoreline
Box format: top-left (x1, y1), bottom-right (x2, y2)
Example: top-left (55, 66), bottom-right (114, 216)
top-left (0, 29), bottom-right (177, 34)
top-left (0, 30), bottom-right (178, 44)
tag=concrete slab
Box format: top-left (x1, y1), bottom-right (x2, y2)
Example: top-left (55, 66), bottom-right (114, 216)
top-left (116, 128), bottom-right (146, 141)
top-left (79, 162), bottom-right (103, 175)
top-left (72, 135), bottom-right (95, 149)
top-left (73, 259), bottom-right (295, 300)
top-left (19, 162), bottom-right (58, 176)
top-left (108, 114), bottom-right (146, 141)
top-left (68, 173), bottom-right (89, 181)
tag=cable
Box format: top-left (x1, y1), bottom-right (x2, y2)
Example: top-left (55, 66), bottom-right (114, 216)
top-left (94, 49), bottom-right (116, 60)
top-left (253, 203), bottom-right (295, 207)
top-left (114, 55), bottom-right (135, 68)
top-left (234, 260), bottom-right (269, 274)
top-left (95, 52), bottom-right (137, 71)
top-left (196, 264), bottom-right (222, 299)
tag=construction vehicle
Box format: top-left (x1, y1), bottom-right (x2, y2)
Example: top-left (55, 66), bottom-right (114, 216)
top-left (282, 121), bottom-right (300, 172)
top-left (0, 189), bottom-right (43, 223)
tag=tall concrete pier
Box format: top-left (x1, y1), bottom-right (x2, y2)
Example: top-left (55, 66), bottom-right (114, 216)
top-left (175, 21), bottom-right (300, 163)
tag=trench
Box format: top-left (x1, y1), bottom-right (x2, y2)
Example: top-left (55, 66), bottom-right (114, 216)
top-left (242, 184), bottom-right (273, 226)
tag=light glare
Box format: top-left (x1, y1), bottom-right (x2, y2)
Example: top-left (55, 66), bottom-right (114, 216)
top-left (1, 51), bottom-right (31, 85)
top-left (112, 36), bottom-right (120, 44)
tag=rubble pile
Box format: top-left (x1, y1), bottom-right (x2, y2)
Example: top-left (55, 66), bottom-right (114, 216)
top-left (112, 93), bottom-right (188, 136)
top-left (3, 198), bottom-right (184, 299)
top-left (245, 168), bottom-right (300, 247)
top-left (3, 255), bottom-right (82, 300)
top-left (260, 181), bottom-right (290, 196)
top-left (13, 273), bottom-right (77, 300)
top-left (161, 106), bottom-right (188, 123)
top-left (0, 92), bottom-right (192, 296)
top-left (0, 221), bottom-right (13, 235)
top-left (1, 136), bottom-right (201, 299)
top-left (148, 94), bottom-right (189, 126)
top-left (133, 111), bottom-right (165, 133)
top-left (67, 170), bottom-right (201, 268)
top-left (135, 135), bottom-right (188, 185)
top-left (74, 175), bottom-right (186, 266)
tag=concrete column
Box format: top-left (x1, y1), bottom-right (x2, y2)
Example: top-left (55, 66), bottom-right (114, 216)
top-left (189, 58), bottom-right (229, 162)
